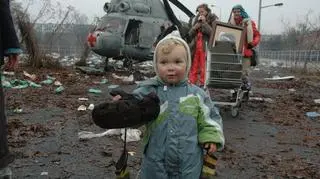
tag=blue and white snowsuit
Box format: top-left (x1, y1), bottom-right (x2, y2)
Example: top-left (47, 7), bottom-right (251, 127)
top-left (133, 78), bottom-right (224, 178)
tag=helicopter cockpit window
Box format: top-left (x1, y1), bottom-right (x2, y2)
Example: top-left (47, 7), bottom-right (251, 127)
top-left (96, 17), bottom-right (125, 33)
top-left (104, 3), bottom-right (111, 13)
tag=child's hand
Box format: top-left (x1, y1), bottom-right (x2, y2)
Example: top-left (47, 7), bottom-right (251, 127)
top-left (112, 95), bottom-right (122, 101)
top-left (204, 143), bottom-right (217, 155)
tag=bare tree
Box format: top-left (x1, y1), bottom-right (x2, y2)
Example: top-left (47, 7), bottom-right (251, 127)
top-left (11, 0), bottom-right (82, 68)
top-left (75, 17), bottom-right (100, 66)
top-left (281, 11), bottom-right (320, 72)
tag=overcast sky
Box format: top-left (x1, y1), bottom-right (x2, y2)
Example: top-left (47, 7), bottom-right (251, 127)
top-left (22, 0), bottom-right (320, 34)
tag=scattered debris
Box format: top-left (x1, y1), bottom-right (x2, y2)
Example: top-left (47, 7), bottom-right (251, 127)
top-left (264, 76), bottom-right (295, 81)
top-left (76, 66), bottom-right (104, 75)
top-left (23, 71), bottom-right (37, 80)
top-left (250, 97), bottom-right (274, 103)
top-left (112, 73), bottom-right (134, 83)
top-left (120, 129), bottom-right (141, 142)
top-left (3, 71), bottom-right (15, 76)
top-left (88, 104), bottom-right (95, 110)
top-left (11, 80), bottom-right (29, 89)
top-left (13, 108), bottom-right (23, 114)
top-left (1, 77), bottom-right (12, 88)
top-left (28, 81), bottom-right (42, 88)
top-left (54, 81), bottom-right (62, 86)
top-left (78, 130), bottom-right (117, 140)
top-left (78, 129), bottom-right (141, 142)
top-left (135, 81), bottom-right (143, 85)
top-left (93, 78), bottom-right (108, 85)
top-left (108, 85), bottom-right (119, 89)
top-left (305, 112), bottom-right (320, 119)
top-left (40, 172), bottom-right (48, 176)
top-left (288, 88), bottom-right (296, 92)
top-left (46, 75), bottom-right (56, 81)
top-left (88, 88), bottom-right (102, 94)
top-left (78, 98), bottom-right (89, 101)
top-left (55, 86), bottom-right (65, 94)
top-left (41, 79), bottom-right (54, 85)
top-left (128, 152), bottom-right (136, 156)
top-left (77, 105), bottom-right (87, 111)
top-left (314, 99), bottom-right (320, 104)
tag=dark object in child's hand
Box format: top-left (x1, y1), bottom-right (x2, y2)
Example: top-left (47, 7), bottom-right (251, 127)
top-left (92, 90), bottom-right (160, 129)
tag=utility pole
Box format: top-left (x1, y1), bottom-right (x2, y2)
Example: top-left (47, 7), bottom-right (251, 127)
top-left (258, 0), bottom-right (262, 32)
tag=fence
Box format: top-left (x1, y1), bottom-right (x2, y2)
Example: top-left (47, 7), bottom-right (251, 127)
top-left (259, 50), bottom-right (320, 71)
top-left (37, 45), bottom-right (85, 57)
top-left (31, 46), bottom-right (320, 70)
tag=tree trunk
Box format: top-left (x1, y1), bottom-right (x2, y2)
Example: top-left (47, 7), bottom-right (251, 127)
top-left (16, 10), bottom-right (43, 68)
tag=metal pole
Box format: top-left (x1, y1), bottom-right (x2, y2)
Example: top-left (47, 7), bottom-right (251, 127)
top-left (258, 0), bottom-right (262, 31)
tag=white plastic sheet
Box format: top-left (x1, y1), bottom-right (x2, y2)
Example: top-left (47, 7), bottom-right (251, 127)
top-left (78, 128), bottom-right (141, 142)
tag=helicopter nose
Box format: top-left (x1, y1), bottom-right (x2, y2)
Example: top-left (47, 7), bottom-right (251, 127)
top-left (87, 30), bottom-right (122, 57)
top-left (87, 33), bottom-right (97, 47)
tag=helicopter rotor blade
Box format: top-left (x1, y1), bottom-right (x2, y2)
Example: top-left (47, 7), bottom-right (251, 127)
top-left (168, 0), bottom-right (195, 19)
top-left (163, 0), bottom-right (182, 28)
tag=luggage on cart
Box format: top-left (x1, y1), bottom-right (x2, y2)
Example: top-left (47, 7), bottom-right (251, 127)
top-left (205, 21), bottom-right (248, 117)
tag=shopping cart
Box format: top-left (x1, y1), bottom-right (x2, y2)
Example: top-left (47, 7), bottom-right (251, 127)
top-left (204, 41), bottom-right (249, 117)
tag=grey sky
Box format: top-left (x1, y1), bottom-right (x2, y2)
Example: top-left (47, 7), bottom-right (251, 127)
top-left (27, 0), bottom-right (320, 34)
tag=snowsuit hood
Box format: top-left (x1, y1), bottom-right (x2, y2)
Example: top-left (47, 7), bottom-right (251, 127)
top-left (153, 33), bottom-right (192, 80)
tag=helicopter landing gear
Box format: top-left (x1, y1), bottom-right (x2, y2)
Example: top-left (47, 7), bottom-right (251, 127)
top-left (104, 58), bottom-right (114, 72)
top-left (123, 58), bottom-right (133, 70)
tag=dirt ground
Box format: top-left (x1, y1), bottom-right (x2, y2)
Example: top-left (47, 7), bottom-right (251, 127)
top-left (3, 64), bottom-right (320, 179)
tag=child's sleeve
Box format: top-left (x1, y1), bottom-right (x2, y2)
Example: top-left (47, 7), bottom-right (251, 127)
top-left (197, 92), bottom-right (225, 151)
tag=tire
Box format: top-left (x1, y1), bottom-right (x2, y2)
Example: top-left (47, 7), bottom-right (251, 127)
top-left (243, 91), bottom-right (249, 102)
top-left (231, 106), bottom-right (239, 117)
top-left (123, 59), bottom-right (133, 69)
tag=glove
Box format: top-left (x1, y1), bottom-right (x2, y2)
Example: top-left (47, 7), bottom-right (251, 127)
top-left (92, 91), bottom-right (160, 129)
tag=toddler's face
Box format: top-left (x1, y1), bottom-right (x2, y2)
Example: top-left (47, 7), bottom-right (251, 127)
top-left (156, 45), bottom-right (187, 85)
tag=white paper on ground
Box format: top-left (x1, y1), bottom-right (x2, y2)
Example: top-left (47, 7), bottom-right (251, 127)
top-left (78, 128), bottom-right (141, 142)
top-left (264, 76), bottom-right (295, 81)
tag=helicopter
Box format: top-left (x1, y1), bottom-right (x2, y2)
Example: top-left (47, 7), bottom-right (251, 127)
top-left (86, 0), bottom-right (195, 71)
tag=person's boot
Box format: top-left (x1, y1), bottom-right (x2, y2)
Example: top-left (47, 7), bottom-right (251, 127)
top-left (0, 167), bottom-right (12, 179)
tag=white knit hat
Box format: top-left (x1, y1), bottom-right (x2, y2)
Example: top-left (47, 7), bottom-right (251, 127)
top-left (153, 33), bottom-right (191, 79)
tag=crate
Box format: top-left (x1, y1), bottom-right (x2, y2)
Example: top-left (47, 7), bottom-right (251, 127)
top-left (206, 79), bottom-right (242, 89)
top-left (210, 53), bottom-right (242, 63)
top-left (209, 70), bottom-right (242, 80)
top-left (206, 52), bottom-right (243, 89)
top-left (210, 62), bottom-right (242, 71)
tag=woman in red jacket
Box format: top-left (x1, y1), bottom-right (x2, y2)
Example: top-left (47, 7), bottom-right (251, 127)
top-left (229, 4), bottom-right (260, 90)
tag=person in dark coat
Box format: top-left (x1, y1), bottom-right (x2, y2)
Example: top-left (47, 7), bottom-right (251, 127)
top-left (0, 0), bottom-right (22, 177)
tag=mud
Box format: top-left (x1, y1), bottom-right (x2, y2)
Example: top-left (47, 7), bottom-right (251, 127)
top-left (4, 66), bottom-right (320, 178)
